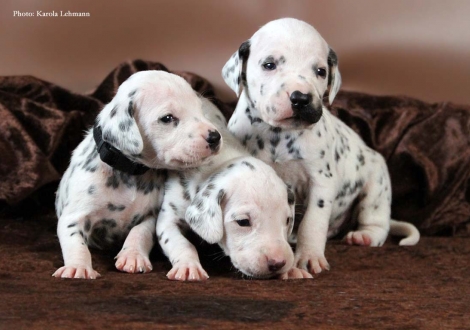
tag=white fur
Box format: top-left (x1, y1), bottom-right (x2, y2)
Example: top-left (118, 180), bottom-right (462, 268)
top-left (156, 99), bottom-right (298, 280)
top-left (53, 71), bottom-right (222, 279)
top-left (223, 18), bottom-right (420, 277)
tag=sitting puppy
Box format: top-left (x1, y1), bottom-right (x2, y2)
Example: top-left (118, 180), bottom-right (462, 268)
top-left (156, 99), bottom-right (303, 280)
top-left (53, 71), bottom-right (222, 279)
top-left (222, 18), bottom-right (420, 276)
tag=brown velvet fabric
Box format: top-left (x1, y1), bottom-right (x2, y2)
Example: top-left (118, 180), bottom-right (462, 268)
top-left (1, 59), bottom-right (469, 236)
top-left (0, 214), bottom-right (469, 328)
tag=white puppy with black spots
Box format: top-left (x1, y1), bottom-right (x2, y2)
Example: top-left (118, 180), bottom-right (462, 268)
top-left (222, 18), bottom-right (420, 277)
top-left (53, 71), bottom-right (222, 279)
top-left (157, 99), bottom-right (305, 280)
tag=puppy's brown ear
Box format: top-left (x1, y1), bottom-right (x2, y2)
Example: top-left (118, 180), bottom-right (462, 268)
top-left (185, 181), bottom-right (225, 244)
top-left (222, 40), bottom-right (251, 97)
top-left (97, 89), bottom-right (144, 156)
top-left (327, 47), bottom-right (342, 104)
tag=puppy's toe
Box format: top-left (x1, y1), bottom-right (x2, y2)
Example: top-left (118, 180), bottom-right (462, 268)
top-left (115, 249), bottom-right (152, 274)
top-left (344, 231), bottom-right (372, 246)
top-left (279, 267), bottom-right (314, 280)
top-left (52, 265), bottom-right (100, 280)
top-left (295, 253), bottom-right (330, 275)
top-left (167, 261), bottom-right (209, 281)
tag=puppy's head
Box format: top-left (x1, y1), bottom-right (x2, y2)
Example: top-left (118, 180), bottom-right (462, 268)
top-left (186, 157), bottom-right (295, 278)
top-left (97, 71), bottom-right (222, 170)
top-left (222, 18), bottom-right (341, 130)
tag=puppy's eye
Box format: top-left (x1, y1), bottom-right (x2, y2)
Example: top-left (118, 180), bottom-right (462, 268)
top-left (160, 114), bottom-right (175, 124)
top-left (316, 68), bottom-right (327, 78)
top-left (236, 219), bottom-right (251, 227)
top-left (262, 62), bottom-right (277, 71)
top-left (286, 217), bottom-right (292, 225)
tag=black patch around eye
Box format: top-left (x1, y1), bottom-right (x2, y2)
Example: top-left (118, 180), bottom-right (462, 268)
top-left (236, 219), bottom-right (251, 227)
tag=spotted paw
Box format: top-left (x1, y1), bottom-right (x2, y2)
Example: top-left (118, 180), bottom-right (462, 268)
top-left (278, 267), bottom-right (314, 280)
top-left (166, 261), bottom-right (209, 281)
top-left (52, 265), bottom-right (101, 279)
top-left (115, 249), bottom-right (152, 274)
top-left (295, 252), bottom-right (330, 275)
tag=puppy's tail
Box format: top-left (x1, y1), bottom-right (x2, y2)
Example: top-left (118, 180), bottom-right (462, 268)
top-left (390, 219), bottom-right (420, 246)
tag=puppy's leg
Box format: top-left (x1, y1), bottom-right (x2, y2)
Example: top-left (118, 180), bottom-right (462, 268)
top-left (115, 217), bottom-right (156, 274)
top-left (295, 183), bottom-right (335, 275)
top-left (53, 215), bottom-right (100, 279)
top-left (157, 209), bottom-right (209, 281)
top-left (345, 157), bottom-right (390, 246)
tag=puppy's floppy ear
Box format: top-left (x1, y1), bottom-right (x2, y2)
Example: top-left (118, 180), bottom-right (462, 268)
top-left (327, 47), bottom-right (342, 105)
top-left (185, 181), bottom-right (225, 244)
top-left (221, 40), bottom-right (251, 97)
top-left (97, 90), bottom-right (144, 156)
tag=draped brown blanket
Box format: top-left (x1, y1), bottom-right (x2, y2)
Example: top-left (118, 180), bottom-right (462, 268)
top-left (1, 60), bottom-right (469, 236)
top-left (1, 60), bottom-right (469, 329)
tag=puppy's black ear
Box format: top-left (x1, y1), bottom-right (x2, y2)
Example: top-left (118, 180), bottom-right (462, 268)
top-left (97, 89), bottom-right (144, 156)
top-left (185, 181), bottom-right (225, 244)
top-left (222, 40), bottom-right (251, 97)
top-left (327, 47), bottom-right (342, 104)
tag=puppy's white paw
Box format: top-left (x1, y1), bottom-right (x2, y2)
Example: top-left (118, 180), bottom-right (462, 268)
top-left (295, 252), bottom-right (330, 275)
top-left (115, 249), bottom-right (152, 274)
top-left (279, 267), bottom-right (314, 280)
top-left (166, 260), bottom-right (209, 281)
top-left (52, 265), bottom-right (101, 280)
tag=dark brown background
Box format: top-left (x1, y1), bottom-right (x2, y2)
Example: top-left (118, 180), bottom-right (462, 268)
top-left (1, 0), bottom-right (470, 104)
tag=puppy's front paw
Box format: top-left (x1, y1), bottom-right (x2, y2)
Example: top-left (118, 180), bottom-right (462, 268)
top-left (115, 249), bottom-right (152, 274)
top-left (278, 267), bottom-right (314, 280)
top-left (295, 252), bottom-right (330, 275)
top-left (52, 265), bottom-right (101, 279)
top-left (166, 260), bottom-right (209, 281)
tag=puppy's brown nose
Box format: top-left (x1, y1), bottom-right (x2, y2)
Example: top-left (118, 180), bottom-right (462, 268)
top-left (267, 258), bottom-right (286, 272)
top-left (206, 130), bottom-right (221, 151)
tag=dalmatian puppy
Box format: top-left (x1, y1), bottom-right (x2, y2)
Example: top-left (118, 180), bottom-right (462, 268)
top-left (53, 71), bottom-right (222, 279)
top-left (222, 18), bottom-right (420, 277)
top-left (156, 99), bottom-right (304, 281)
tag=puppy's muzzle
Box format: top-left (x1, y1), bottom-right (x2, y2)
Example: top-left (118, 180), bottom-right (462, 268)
top-left (290, 91), bottom-right (323, 125)
top-left (206, 130), bottom-right (222, 152)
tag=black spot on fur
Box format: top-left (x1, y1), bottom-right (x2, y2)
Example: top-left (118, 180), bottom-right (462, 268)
top-left (242, 161), bottom-right (255, 170)
top-left (110, 106), bottom-right (118, 118)
top-left (128, 100), bottom-right (134, 117)
top-left (318, 199), bottom-right (325, 208)
top-left (84, 218), bottom-right (91, 232)
top-left (256, 136), bottom-right (264, 150)
top-left (217, 189), bottom-right (225, 204)
top-left (107, 203), bottom-right (126, 212)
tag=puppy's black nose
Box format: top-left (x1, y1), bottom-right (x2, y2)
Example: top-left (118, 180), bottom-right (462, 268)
top-left (206, 130), bottom-right (221, 150)
top-left (267, 258), bottom-right (286, 272)
top-left (290, 91), bottom-right (312, 108)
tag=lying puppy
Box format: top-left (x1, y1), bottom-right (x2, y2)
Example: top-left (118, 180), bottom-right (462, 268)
top-left (157, 99), bottom-right (303, 280)
top-left (222, 18), bottom-right (420, 276)
top-left (53, 71), bottom-right (222, 279)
